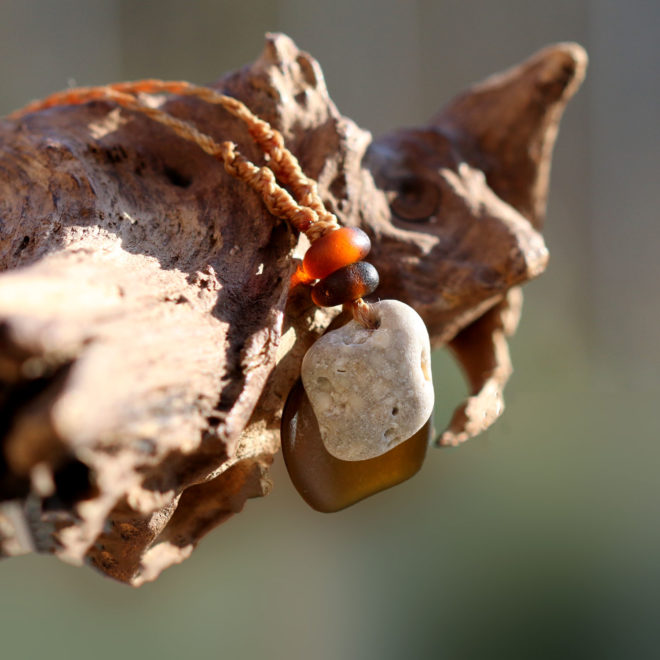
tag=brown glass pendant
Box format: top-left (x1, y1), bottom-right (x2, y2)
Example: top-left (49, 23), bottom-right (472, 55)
top-left (281, 379), bottom-right (431, 512)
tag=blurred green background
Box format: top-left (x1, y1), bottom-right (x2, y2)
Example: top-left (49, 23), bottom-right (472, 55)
top-left (1, 1), bottom-right (658, 658)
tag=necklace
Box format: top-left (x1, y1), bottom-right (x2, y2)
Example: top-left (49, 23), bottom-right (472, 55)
top-left (12, 80), bottom-right (436, 512)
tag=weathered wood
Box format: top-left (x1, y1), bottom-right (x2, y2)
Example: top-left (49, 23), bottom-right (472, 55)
top-left (0, 34), bottom-right (586, 584)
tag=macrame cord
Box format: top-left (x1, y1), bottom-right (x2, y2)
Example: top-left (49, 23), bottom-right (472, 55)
top-left (11, 81), bottom-right (377, 327)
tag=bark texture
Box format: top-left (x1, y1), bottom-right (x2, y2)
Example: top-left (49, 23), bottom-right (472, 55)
top-left (0, 34), bottom-right (586, 584)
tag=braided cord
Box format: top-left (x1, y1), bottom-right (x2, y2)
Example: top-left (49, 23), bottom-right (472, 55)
top-left (10, 80), bottom-right (375, 324)
top-left (10, 81), bottom-right (339, 241)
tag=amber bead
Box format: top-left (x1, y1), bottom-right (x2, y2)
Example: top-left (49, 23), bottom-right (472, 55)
top-left (281, 380), bottom-right (430, 512)
top-left (302, 227), bottom-right (371, 280)
top-left (311, 261), bottom-right (379, 307)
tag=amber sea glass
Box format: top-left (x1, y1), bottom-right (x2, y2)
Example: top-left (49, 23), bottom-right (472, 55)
top-left (281, 380), bottom-right (431, 512)
top-left (302, 227), bottom-right (371, 280)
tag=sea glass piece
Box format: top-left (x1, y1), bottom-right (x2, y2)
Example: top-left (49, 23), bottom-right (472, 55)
top-left (281, 380), bottom-right (431, 512)
top-left (301, 299), bottom-right (434, 461)
top-left (311, 261), bottom-right (379, 307)
top-left (302, 227), bottom-right (371, 280)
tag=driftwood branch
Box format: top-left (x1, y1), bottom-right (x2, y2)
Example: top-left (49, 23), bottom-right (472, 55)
top-left (0, 34), bottom-right (586, 584)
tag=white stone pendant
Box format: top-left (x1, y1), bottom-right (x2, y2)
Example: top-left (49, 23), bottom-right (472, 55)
top-left (301, 300), bottom-right (434, 461)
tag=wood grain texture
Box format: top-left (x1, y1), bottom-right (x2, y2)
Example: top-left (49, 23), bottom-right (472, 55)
top-left (0, 34), bottom-right (586, 583)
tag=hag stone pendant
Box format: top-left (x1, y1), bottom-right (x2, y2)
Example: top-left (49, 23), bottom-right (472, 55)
top-left (283, 299), bottom-right (434, 511)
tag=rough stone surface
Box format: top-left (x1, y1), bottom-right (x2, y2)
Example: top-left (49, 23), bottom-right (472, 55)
top-left (301, 300), bottom-right (434, 461)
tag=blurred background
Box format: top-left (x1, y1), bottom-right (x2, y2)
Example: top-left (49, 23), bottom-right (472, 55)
top-left (0, 1), bottom-right (658, 658)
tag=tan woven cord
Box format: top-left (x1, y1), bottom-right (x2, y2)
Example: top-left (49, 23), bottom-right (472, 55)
top-left (10, 80), bottom-right (375, 323)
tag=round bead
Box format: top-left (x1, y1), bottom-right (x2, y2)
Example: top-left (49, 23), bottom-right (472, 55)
top-left (281, 380), bottom-right (430, 512)
top-left (302, 227), bottom-right (371, 280)
top-left (311, 261), bottom-right (379, 307)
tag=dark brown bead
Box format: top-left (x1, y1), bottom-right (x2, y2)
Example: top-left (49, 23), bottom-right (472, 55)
top-left (281, 380), bottom-right (430, 513)
top-left (302, 227), bottom-right (371, 280)
top-left (311, 261), bottom-right (379, 307)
